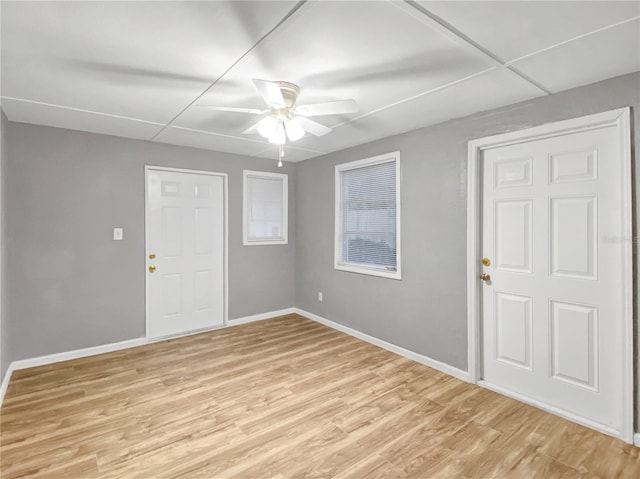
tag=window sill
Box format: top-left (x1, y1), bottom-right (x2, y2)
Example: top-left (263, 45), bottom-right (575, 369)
top-left (244, 239), bottom-right (288, 246)
top-left (334, 262), bottom-right (402, 280)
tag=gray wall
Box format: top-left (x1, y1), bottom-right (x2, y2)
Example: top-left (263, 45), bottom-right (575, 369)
top-left (6, 124), bottom-right (295, 361)
top-left (295, 73), bottom-right (639, 379)
top-left (0, 109), bottom-right (9, 380)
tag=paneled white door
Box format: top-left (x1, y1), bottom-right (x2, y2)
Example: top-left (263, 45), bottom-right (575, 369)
top-left (146, 168), bottom-right (225, 339)
top-left (481, 124), bottom-right (626, 434)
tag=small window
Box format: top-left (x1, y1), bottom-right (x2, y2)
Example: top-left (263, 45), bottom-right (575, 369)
top-left (335, 151), bottom-right (401, 279)
top-left (243, 170), bottom-right (288, 245)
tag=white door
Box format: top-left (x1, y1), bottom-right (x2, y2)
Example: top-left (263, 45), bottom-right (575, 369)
top-left (146, 168), bottom-right (225, 339)
top-left (481, 123), bottom-right (627, 435)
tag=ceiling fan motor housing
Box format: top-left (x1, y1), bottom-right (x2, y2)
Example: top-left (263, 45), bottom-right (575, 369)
top-left (276, 81), bottom-right (301, 109)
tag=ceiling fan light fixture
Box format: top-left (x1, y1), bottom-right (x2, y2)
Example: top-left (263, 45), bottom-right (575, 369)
top-left (257, 116), bottom-right (277, 139)
top-left (268, 122), bottom-right (286, 145)
top-left (285, 117), bottom-right (305, 142)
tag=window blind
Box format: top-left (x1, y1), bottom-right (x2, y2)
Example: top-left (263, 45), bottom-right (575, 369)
top-left (340, 160), bottom-right (397, 270)
top-left (247, 176), bottom-right (284, 240)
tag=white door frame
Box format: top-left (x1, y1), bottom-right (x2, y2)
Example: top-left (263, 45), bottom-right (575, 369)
top-left (466, 108), bottom-right (633, 443)
top-left (144, 165), bottom-right (229, 340)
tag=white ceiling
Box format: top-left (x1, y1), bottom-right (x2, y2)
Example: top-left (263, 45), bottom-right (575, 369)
top-left (1, 1), bottom-right (638, 163)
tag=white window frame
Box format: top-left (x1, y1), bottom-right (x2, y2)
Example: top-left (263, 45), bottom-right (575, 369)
top-left (243, 170), bottom-right (288, 246)
top-left (334, 151), bottom-right (401, 280)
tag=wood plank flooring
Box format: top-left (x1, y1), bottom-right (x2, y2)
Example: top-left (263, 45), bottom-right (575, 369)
top-left (1, 314), bottom-right (638, 478)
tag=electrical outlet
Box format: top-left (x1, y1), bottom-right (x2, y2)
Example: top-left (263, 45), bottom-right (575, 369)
top-left (318, 292), bottom-right (323, 302)
top-left (113, 228), bottom-right (124, 241)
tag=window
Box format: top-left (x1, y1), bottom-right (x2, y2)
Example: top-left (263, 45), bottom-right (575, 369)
top-left (335, 151), bottom-right (401, 279)
top-left (243, 170), bottom-right (288, 245)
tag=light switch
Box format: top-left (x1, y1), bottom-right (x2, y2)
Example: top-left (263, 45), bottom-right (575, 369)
top-left (113, 228), bottom-right (124, 241)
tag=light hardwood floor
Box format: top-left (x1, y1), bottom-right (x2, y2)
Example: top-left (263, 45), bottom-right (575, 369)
top-left (1, 314), bottom-right (638, 478)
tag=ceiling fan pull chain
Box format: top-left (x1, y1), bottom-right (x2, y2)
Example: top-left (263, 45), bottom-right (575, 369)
top-left (278, 144), bottom-right (284, 168)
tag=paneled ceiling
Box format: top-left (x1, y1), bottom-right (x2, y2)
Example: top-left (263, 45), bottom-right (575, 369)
top-left (1, 1), bottom-right (638, 162)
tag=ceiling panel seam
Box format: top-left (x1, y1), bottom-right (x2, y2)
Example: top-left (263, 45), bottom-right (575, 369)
top-left (401, 0), bottom-right (551, 95)
top-left (0, 96), bottom-right (165, 126)
top-left (331, 67), bottom-right (497, 129)
top-left (168, 125), bottom-right (272, 144)
top-left (149, 0), bottom-right (309, 142)
top-left (503, 67), bottom-right (551, 94)
top-left (253, 144), bottom-right (327, 157)
top-left (399, 0), bottom-right (506, 65)
top-left (504, 16), bottom-right (640, 67)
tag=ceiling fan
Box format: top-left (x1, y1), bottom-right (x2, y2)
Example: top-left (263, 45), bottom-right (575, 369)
top-left (199, 79), bottom-right (358, 147)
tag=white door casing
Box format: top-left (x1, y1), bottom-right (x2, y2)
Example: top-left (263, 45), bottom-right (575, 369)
top-left (467, 109), bottom-right (633, 443)
top-left (145, 167), bottom-right (227, 339)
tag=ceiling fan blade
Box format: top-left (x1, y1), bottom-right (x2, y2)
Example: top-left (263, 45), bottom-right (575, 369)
top-left (252, 79), bottom-right (286, 108)
top-left (242, 120), bottom-right (263, 135)
top-left (300, 117), bottom-right (332, 137)
top-left (196, 106), bottom-right (264, 114)
top-left (296, 99), bottom-right (358, 117)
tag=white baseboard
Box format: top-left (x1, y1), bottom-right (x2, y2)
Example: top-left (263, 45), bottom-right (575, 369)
top-left (148, 308), bottom-right (297, 342)
top-left (11, 337), bottom-right (148, 371)
top-left (228, 307), bottom-right (296, 326)
top-left (294, 308), bottom-right (470, 382)
top-left (634, 433), bottom-right (640, 447)
top-left (0, 363), bottom-right (14, 405)
top-left (479, 380), bottom-right (628, 443)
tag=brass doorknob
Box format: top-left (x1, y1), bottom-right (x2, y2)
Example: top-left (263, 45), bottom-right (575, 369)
top-left (480, 273), bottom-right (491, 282)
top-left (149, 265), bottom-right (156, 273)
